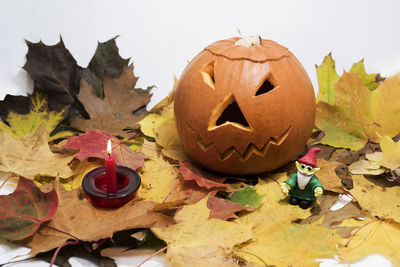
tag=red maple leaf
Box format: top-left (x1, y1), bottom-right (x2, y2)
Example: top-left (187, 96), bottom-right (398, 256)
top-left (179, 162), bottom-right (232, 190)
top-left (0, 177), bottom-right (58, 241)
top-left (207, 196), bottom-right (254, 220)
top-left (63, 129), bottom-right (146, 170)
top-left (167, 179), bottom-right (250, 221)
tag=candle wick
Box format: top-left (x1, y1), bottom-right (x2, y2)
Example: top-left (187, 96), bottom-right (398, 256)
top-left (108, 152), bottom-right (111, 158)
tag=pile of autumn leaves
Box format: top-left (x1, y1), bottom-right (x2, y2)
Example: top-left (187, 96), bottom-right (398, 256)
top-left (1, 38), bottom-right (400, 267)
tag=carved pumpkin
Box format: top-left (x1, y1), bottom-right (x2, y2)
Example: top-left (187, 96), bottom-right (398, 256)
top-left (174, 37), bottom-right (315, 175)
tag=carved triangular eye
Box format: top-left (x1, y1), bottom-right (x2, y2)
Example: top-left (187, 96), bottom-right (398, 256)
top-left (255, 77), bottom-right (275, 96)
top-left (200, 61), bottom-right (215, 89)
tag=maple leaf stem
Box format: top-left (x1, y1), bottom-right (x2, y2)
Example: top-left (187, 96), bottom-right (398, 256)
top-left (344, 218), bottom-right (383, 247)
top-left (136, 245), bottom-right (167, 267)
top-left (368, 139), bottom-right (375, 152)
top-left (49, 239), bottom-right (80, 267)
top-left (120, 134), bottom-right (140, 143)
top-left (0, 256), bottom-right (36, 266)
top-left (336, 254), bottom-right (351, 267)
top-left (42, 224), bottom-right (79, 241)
top-left (233, 249), bottom-right (268, 266)
top-left (0, 174), bottom-right (12, 190)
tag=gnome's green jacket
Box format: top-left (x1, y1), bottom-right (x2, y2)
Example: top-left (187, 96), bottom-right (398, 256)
top-left (284, 173), bottom-right (323, 201)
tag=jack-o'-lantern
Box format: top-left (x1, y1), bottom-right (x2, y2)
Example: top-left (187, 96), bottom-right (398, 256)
top-left (174, 36), bottom-right (315, 175)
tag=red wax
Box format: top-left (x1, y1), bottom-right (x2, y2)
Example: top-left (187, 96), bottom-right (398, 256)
top-left (105, 153), bottom-right (117, 192)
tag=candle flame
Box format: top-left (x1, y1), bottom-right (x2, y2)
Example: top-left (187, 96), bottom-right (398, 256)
top-left (107, 139), bottom-right (112, 155)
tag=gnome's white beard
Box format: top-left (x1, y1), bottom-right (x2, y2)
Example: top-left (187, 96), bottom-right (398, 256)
top-left (297, 171), bottom-right (313, 190)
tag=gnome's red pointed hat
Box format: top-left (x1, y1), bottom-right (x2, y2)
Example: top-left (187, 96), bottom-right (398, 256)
top-left (298, 148), bottom-right (321, 167)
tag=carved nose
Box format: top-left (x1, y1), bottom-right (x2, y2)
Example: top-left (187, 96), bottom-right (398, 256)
top-left (208, 94), bottom-right (251, 130)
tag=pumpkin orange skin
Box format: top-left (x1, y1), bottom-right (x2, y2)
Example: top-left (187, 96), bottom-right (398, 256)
top-left (174, 37), bottom-right (315, 175)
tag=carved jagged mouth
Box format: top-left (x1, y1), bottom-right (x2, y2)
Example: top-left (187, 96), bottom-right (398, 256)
top-left (187, 123), bottom-right (292, 161)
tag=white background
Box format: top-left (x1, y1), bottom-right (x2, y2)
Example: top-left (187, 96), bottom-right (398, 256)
top-left (0, 0), bottom-right (399, 266)
top-left (1, 0), bottom-right (400, 107)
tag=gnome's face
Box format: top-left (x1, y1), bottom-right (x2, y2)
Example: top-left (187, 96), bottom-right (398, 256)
top-left (295, 161), bottom-right (320, 176)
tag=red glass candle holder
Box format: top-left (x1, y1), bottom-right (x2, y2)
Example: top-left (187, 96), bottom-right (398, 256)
top-left (82, 166), bottom-right (141, 209)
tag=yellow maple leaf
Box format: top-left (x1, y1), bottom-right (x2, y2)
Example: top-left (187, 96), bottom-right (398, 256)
top-left (137, 154), bottom-right (178, 203)
top-left (0, 93), bottom-right (73, 141)
top-left (348, 135), bottom-right (400, 175)
top-left (369, 134), bottom-right (400, 170)
top-left (151, 197), bottom-right (253, 267)
top-left (234, 174), bottom-right (340, 266)
top-left (349, 59), bottom-right (382, 91)
top-left (316, 53), bottom-right (340, 105)
top-left (236, 219), bottom-right (341, 267)
top-left (138, 75), bottom-right (178, 139)
top-left (0, 125), bottom-right (74, 179)
top-left (154, 119), bottom-right (190, 162)
top-left (338, 217), bottom-right (400, 265)
top-left (349, 174), bottom-right (400, 222)
top-left (316, 55), bottom-right (382, 105)
top-left (238, 173), bottom-right (311, 226)
top-left (63, 158), bottom-right (104, 190)
top-left (316, 72), bottom-right (400, 150)
top-left (138, 113), bottom-right (165, 138)
top-left (138, 87), bottom-right (189, 162)
top-left (150, 101), bottom-right (189, 162)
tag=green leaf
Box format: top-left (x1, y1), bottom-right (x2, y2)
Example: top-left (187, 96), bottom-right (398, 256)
top-left (0, 177), bottom-right (58, 241)
top-left (349, 59), bottom-right (383, 91)
top-left (126, 136), bottom-right (145, 152)
top-left (81, 36), bottom-right (130, 98)
top-left (0, 93), bottom-right (74, 141)
top-left (229, 187), bottom-right (263, 208)
top-left (316, 53), bottom-right (340, 105)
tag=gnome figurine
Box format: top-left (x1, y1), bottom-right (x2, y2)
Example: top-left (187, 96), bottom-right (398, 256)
top-left (280, 148), bottom-right (324, 209)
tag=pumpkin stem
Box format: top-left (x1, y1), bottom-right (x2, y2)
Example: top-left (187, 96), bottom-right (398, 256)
top-left (234, 36), bottom-right (261, 47)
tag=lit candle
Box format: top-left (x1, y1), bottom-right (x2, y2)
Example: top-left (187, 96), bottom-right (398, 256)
top-left (105, 139), bottom-right (117, 193)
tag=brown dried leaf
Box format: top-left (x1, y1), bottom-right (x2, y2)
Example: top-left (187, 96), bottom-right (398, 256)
top-left (81, 36), bottom-right (130, 98)
top-left (0, 126), bottom-right (74, 179)
top-left (349, 159), bottom-right (386, 175)
top-left (23, 39), bottom-right (80, 111)
top-left (300, 193), bottom-right (362, 230)
top-left (314, 144), bottom-right (337, 161)
top-left (24, 183), bottom-right (175, 255)
top-left (317, 159), bottom-right (347, 194)
top-left (71, 65), bottom-right (152, 137)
